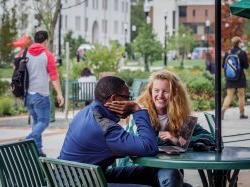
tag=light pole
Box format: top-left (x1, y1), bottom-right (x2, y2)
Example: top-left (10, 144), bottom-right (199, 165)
top-left (58, 3), bottom-right (62, 66)
top-left (205, 19), bottom-right (210, 51)
top-left (124, 23), bottom-right (128, 46)
top-left (164, 12), bottom-right (168, 66)
top-left (124, 23), bottom-right (128, 59)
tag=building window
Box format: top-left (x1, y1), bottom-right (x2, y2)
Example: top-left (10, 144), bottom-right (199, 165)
top-left (85, 17), bottom-right (88, 32)
top-left (102, 19), bottom-right (108, 33)
top-left (122, 1), bottom-right (125, 12)
top-left (85, 0), bottom-right (88, 7)
top-left (102, 0), bottom-right (107, 10)
top-left (192, 10), bottom-right (196, 17)
top-left (65, 15), bottom-right (68, 30)
top-left (179, 6), bottom-right (187, 17)
top-left (172, 10), bottom-right (176, 31)
top-left (121, 22), bottom-right (124, 34)
top-left (125, 1), bottom-right (128, 13)
top-left (205, 9), bottom-right (208, 17)
top-left (75, 16), bottom-right (81, 31)
top-left (114, 20), bottom-right (118, 34)
top-left (114, 0), bottom-right (118, 11)
top-left (93, 0), bottom-right (98, 9)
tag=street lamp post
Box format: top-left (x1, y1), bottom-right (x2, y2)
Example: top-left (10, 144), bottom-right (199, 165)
top-left (205, 19), bottom-right (210, 51)
top-left (124, 23), bottom-right (128, 45)
top-left (164, 12), bottom-right (168, 66)
top-left (58, 3), bottom-right (62, 66)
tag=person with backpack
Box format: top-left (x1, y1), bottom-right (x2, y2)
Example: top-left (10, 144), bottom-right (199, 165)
top-left (222, 36), bottom-right (249, 120)
top-left (25, 30), bottom-right (64, 156)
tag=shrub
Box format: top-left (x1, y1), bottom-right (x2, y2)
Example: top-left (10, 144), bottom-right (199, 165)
top-left (0, 97), bottom-right (27, 116)
top-left (0, 97), bottom-right (14, 116)
top-left (70, 61), bottom-right (89, 80)
top-left (187, 76), bottom-right (214, 98)
top-left (192, 98), bottom-right (214, 111)
top-left (85, 42), bottom-right (124, 75)
top-left (0, 80), bottom-right (9, 96)
top-left (116, 70), bottom-right (150, 86)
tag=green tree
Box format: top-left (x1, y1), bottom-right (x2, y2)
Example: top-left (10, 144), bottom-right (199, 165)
top-left (85, 42), bottom-right (124, 75)
top-left (131, 0), bottom-right (145, 41)
top-left (168, 25), bottom-right (195, 68)
top-left (133, 24), bottom-right (162, 72)
top-left (63, 31), bottom-right (86, 59)
top-left (32, 0), bottom-right (62, 50)
top-left (0, 1), bottom-right (17, 66)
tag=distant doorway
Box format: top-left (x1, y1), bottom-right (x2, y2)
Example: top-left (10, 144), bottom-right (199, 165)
top-left (92, 21), bottom-right (99, 44)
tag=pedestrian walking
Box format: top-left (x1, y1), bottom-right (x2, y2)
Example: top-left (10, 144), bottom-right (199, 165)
top-left (25, 30), bottom-right (64, 156)
top-left (222, 36), bottom-right (249, 119)
top-left (205, 51), bottom-right (215, 75)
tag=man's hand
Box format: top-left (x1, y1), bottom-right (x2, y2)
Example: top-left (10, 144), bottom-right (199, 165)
top-left (56, 94), bottom-right (64, 107)
top-left (105, 101), bottom-right (141, 118)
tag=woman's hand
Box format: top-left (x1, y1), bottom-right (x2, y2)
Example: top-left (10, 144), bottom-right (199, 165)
top-left (159, 131), bottom-right (178, 145)
top-left (178, 136), bottom-right (187, 146)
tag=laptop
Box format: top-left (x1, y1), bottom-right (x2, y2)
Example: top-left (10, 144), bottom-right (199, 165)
top-left (158, 116), bottom-right (198, 155)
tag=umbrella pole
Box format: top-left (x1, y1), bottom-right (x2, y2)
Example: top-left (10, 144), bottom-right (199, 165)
top-left (215, 0), bottom-right (222, 152)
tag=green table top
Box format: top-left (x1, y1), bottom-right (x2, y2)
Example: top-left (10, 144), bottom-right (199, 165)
top-left (132, 146), bottom-right (250, 170)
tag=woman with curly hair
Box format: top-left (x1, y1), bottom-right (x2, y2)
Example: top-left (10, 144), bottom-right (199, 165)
top-left (116, 70), bottom-right (214, 187)
top-left (137, 70), bottom-right (191, 141)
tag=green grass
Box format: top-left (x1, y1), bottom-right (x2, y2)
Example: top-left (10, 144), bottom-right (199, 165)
top-left (127, 59), bottom-right (205, 68)
top-left (0, 67), bottom-right (13, 78)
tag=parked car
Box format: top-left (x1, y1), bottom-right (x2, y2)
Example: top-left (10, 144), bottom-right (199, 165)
top-left (191, 47), bottom-right (207, 60)
top-left (191, 47), bottom-right (215, 60)
top-left (167, 50), bottom-right (177, 61)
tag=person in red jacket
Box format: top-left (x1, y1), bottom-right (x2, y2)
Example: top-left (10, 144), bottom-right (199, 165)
top-left (25, 30), bottom-right (64, 156)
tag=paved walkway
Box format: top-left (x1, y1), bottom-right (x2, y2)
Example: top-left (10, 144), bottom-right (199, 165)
top-left (0, 105), bottom-right (250, 186)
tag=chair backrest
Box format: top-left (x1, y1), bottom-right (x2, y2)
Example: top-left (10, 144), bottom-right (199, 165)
top-left (0, 139), bottom-right (48, 187)
top-left (131, 79), bottom-right (148, 99)
top-left (203, 112), bottom-right (215, 139)
top-left (72, 81), bottom-right (96, 102)
top-left (40, 157), bottom-right (107, 187)
top-left (204, 112), bottom-right (250, 144)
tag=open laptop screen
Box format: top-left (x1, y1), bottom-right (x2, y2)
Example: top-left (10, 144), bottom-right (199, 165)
top-left (176, 116), bottom-right (198, 150)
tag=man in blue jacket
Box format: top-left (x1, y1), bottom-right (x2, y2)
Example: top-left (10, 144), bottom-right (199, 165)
top-left (59, 76), bottom-right (183, 186)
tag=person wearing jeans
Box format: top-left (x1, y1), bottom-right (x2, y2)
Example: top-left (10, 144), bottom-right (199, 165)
top-left (26, 93), bottom-right (50, 152)
top-left (24, 30), bottom-right (64, 156)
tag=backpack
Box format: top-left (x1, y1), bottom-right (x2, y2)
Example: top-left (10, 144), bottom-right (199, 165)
top-left (223, 49), bottom-right (241, 81)
top-left (10, 49), bottom-right (29, 98)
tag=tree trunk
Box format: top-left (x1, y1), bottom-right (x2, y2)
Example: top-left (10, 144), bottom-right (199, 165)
top-left (144, 55), bottom-right (149, 72)
top-left (48, 0), bottom-right (61, 51)
top-left (180, 54), bottom-right (184, 68)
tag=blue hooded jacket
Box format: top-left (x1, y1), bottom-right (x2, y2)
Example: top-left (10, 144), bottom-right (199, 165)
top-left (59, 101), bottom-right (158, 170)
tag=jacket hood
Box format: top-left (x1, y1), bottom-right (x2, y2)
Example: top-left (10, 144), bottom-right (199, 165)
top-left (28, 43), bottom-right (46, 56)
